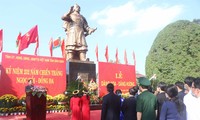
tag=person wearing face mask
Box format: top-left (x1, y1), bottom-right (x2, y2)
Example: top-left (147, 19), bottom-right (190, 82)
top-left (115, 89), bottom-right (124, 120)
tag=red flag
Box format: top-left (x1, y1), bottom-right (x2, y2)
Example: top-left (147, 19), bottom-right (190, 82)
top-left (105, 45), bottom-right (109, 62)
top-left (61, 39), bottom-right (65, 58)
top-left (0, 29), bottom-right (3, 53)
top-left (95, 44), bottom-right (98, 61)
top-left (124, 49), bottom-right (128, 65)
top-left (49, 38), bottom-right (53, 57)
top-left (16, 32), bottom-right (21, 47)
top-left (18, 25), bottom-right (39, 55)
top-left (115, 48), bottom-right (118, 64)
top-left (133, 51), bottom-right (136, 66)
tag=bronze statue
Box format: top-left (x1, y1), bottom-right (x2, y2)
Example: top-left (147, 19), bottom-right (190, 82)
top-left (62, 4), bottom-right (97, 61)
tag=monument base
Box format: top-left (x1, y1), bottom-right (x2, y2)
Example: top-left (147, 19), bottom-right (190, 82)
top-left (66, 60), bottom-right (96, 86)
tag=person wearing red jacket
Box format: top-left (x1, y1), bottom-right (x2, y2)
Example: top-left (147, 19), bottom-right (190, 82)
top-left (70, 90), bottom-right (81, 120)
top-left (81, 90), bottom-right (90, 120)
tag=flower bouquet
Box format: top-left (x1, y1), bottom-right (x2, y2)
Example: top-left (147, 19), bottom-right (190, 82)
top-left (30, 86), bottom-right (47, 98)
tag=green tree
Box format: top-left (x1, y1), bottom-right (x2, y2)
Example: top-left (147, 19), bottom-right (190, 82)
top-left (146, 20), bottom-right (200, 84)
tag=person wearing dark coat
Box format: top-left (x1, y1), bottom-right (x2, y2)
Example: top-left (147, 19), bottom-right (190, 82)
top-left (160, 85), bottom-right (186, 120)
top-left (175, 81), bottom-right (186, 101)
top-left (122, 86), bottom-right (138, 120)
top-left (156, 82), bottom-right (167, 120)
top-left (101, 83), bottom-right (121, 120)
top-left (115, 89), bottom-right (124, 120)
top-left (25, 79), bottom-right (34, 92)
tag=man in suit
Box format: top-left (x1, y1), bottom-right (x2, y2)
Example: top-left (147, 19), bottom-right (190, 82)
top-left (25, 79), bottom-right (34, 92)
top-left (101, 83), bottom-right (121, 120)
top-left (122, 86), bottom-right (138, 120)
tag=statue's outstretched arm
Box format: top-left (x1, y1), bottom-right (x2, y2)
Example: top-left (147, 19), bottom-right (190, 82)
top-left (61, 6), bottom-right (73, 21)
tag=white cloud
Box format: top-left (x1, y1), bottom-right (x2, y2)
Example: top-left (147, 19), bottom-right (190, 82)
top-left (91, 1), bottom-right (183, 36)
top-left (133, 5), bottom-right (183, 33)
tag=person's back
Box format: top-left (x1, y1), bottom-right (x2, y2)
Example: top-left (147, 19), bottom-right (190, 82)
top-left (102, 92), bottom-right (121, 120)
top-left (81, 90), bottom-right (90, 120)
top-left (115, 89), bottom-right (124, 120)
top-left (136, 77), bottom-right (157, 120)
top-left (157, 92), bottom-right (167, 119)
top-left (122, 96), bottom-right (137, 120)
top-left (101, 83), bottom-right (121, 120)
top-left (137, 90), bottom-right (157, 120)
top-left (70, 90), bottom-right (81, 120)
top-left (160, 100), bottom-right (186, 120)
top-left (122, 87), bottom-right (138, 120)
top-left (156, 82), bottom-right (167, 120)
top-left (160, 85), bottom-right (186, 120)
top-left (175, 81), bottom-right (186, 101)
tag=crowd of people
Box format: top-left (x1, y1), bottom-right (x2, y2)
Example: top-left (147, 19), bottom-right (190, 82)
top-left (68, 76), bottom-right (200, 120)
top-left (100, 76), bottom-right (200, 120)
top-left (25, 76), bottom-right (200, 120)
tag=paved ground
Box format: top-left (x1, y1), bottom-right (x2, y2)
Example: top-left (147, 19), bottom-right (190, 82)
top-left (0, 110), bottom-right (101, 120)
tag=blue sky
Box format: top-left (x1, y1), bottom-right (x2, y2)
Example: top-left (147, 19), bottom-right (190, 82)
top-left (0, 0), bottom-right (200, 75)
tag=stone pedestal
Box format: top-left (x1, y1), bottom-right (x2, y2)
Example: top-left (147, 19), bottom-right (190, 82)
top-left (66, 60), bottom-right (96, 85)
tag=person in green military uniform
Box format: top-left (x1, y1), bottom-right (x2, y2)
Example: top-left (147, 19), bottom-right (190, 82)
top-left (136, 77), bottom-right (157, 120)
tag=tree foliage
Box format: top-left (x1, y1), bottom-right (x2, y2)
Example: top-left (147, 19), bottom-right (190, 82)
top-left (146, 20), bottom-right (200, 84)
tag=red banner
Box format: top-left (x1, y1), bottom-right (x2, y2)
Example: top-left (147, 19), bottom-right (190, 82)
top-left (98, 62), bottom-right (136, 97)
top-left (0, 52), bottom-right (66, 97)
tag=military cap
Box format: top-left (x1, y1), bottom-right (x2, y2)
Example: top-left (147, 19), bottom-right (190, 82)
top-left (138, 77), bottom-right (151, 86)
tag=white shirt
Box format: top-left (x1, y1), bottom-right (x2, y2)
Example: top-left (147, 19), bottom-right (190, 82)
top-left (183, 90), bottom-right (199, 120)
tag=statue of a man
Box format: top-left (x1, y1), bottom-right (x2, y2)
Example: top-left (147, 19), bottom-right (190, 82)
top-left (61, 4), bottom-right (97, 61)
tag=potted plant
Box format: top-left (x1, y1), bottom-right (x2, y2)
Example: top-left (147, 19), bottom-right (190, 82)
top-left (0, 94), bottom-right (18, 108)
top-left (9, 107), bottom-right (14, 115)
top-left (12, 107), bottom-right (18, 115)
top-left (18, 95), bottom-right (26, 106)
top-left (21, 106), bottom-right (26, 115)
top-left (54, 94), bottom-right (67, 105)
top-left (1, 108), bottom-right (9, 116)
top-left (0, 108), bottom-right (3, 116)
top-left (16, 106), bottom-right (23, 115)
top-left (46, 95), bottom-right (54, 105)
